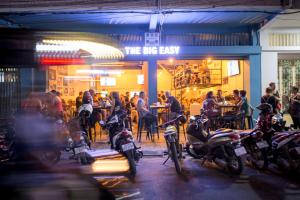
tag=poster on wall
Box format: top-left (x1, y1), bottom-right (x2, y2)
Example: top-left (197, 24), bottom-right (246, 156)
top-left (58, 66), bottom-right (68, 75)
top-left (69, 88), bottom-right (75, 96)
top-left (63, 78), bottom-right (68, 86)
top-left (57, 77), bottom-right (63, 86)
top-left (64, 88), bottom-right (68, 96)
top-left (49, 69), bottom-right (56, 80)
top-left (49, 84), bottom-right (57, 91)
top-left (57, 87), bottom-right (63, 93)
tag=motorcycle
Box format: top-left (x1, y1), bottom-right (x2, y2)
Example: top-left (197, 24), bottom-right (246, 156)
top-left (186, 115), bottom-right (246, 175)
top-left (55, 119), bottom-right (90, 165)
top-left (158, 115), bottom-right (186, 174)
top-left (99, 112), bottom-right (142, 176)
top-left (271, 131), bottom-right (300, 174)
top-left (248, 103), bottom-right (299, 173)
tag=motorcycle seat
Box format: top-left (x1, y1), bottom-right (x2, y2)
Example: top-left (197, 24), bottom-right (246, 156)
top-left (215, 128), bottom-right (233, 134)
top-left (238, 129), bottom-right (254, 137)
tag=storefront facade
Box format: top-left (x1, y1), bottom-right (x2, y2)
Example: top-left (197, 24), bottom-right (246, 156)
top-left (260, 10), bottom-right (300, 100)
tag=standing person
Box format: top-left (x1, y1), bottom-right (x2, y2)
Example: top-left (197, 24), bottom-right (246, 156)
top-left (269, 82), bottom-right (281, 112)
top-left (216, 89), bottom-right (225, 104)
top-left (261, 87), bottom-right (277, 114)
top-left (238, 90), bottom-right (253, 128)
top-left (289, 86), bottom-right (300, 129)
top-left (269, 82), bottom-right (280, 98)
top-left (76, 91), bottom-right (83, 110)
top-left (165, 91), bottom-right (182, 119)
top-left (136, 91), bottom-right (156, 131)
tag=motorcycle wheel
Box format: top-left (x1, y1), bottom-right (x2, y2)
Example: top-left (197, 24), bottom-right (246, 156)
top-left (170, 142), bottom-right (181, 174)
top-left (39, 149), bottom-right (61, 167)
top-left (250, 148), bottom-right (268, 170)
top-left (125, 150), bottom-right (136, 176)
top-left (226, 147), bottom-right (243, 175)
top-left (186, 144), bottom-right (203, 159)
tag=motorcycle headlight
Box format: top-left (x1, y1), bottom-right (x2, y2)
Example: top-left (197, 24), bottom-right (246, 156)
top-left (271, 116), bottom-right (278, 124)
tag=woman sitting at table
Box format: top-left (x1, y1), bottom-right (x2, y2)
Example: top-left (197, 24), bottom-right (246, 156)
top-left (202, 91), bottom-right (220, 117)
top-left (233, 89), bottom-right (242, 105)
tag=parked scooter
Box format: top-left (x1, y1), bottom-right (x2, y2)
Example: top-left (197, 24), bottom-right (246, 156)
top-left (55, 119), bottom-right (90, 165)
top-left (99, 112), bottom-right (142, 176)
top-left (186, 115), bottom-right (246, 175)
top-left (271, 131), bottom-right (300, 173)
top-left (246, 103), bottom-right (299, 173)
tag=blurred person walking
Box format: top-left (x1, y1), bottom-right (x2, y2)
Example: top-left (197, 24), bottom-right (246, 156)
top-left (289, 86), bottom-right (300, 129)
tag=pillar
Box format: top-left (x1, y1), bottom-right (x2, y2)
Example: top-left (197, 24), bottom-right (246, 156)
top-left (249, 54), bottom-right (261, 118)
top-left (147, 58), bottom-right (158, 105)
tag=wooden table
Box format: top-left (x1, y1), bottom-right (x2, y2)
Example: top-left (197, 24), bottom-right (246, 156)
top-left (218, 104), bottom-right (239, 116)
top-left (150, 104), bottom-right (170, 122)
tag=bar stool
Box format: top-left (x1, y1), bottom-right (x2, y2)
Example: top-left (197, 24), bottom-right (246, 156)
top-left (136, 115), bottom-right (152, 142)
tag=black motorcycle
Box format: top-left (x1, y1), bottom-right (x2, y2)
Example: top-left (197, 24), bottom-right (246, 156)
top-left (100, 112), bottom-right (142, 176)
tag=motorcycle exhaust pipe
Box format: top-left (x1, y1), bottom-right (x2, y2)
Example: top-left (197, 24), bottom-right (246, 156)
top-left (214, 158), bottom-right (227, 168)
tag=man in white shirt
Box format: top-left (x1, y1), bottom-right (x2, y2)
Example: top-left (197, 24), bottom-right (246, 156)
top-left (136, 91), bottom-right (156, 131)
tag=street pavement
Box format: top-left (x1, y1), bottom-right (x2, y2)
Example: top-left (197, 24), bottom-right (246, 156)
top-left (89, 129), bottom-right (300, 200)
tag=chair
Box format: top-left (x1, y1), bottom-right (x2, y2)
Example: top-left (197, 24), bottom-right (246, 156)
top-left (136, 114), bottom-right (152, 142)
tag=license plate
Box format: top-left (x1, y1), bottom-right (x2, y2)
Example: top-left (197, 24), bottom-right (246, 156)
top-left (234, 146), bottom-right (247, 156)
top-left (121, 143), bottom-right (134, 152)
top-left (74, 146), bottom-right (87, 154)
top-left (256, 141), bottom-right (269, 149)
top-left (296, 147), bottom-right (300, 155)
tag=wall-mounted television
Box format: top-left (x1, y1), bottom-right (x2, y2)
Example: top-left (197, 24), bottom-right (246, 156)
top-left (100, 77), bottom-right (116, 86)
top-left (227, 60), bottom-right (240, 76)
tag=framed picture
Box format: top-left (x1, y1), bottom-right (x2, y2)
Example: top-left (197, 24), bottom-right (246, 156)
top-left (58, 66), bottom-right (68, 75)
top-left (64, 88), bottom-right (68, 96)
top-left (63, 78), bottom-right (68, 86)
top-left (57, 77), bottom-right (63, 86)
top-left (69, 88), bottom-right (75, 96)
top-left (49, 84), bottom-right (56, 91)
top-left (48, 69), bottom-right (56, 80)
top-left (57, 87), bottom-right (63, 93)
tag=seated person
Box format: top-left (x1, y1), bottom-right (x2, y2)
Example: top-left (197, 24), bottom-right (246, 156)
top-left (165, 91), bottom-right (182, 119)
top-left (202, 91), bottom-right (219, 117)
top-left (136, 91), bottom-right (157, 131)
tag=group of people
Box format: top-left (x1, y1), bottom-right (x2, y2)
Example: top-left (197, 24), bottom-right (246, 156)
top-left (73, 89), bottom-right (184, 136)
top-left (261, 82), bottom-right (300, 129)
top-left (21, 90), bottom-right (65, 119)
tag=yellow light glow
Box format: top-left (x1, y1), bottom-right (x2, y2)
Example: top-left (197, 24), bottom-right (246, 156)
top-left (91, 159), bottom-right (130, 173)
top-left (40, 40), bottom-right (124, 60)
top-left (169, 58), bottom-right (174, 64)
top-left (193, 87), bottom-right (197, 91)
top-left (207, 57), bottom-right (212, 62)
top-left (186, 87), bottom-right (190, 92)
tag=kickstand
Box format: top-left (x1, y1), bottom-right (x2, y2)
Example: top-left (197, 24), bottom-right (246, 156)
top-left (163, 155), bottom-right (170, 165)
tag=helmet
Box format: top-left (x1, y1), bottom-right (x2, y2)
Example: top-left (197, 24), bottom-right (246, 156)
top-left (256, 103), bottom-right (272, 113)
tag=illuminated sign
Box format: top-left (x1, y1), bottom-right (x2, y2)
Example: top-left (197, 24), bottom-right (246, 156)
top-left (125, 46), bottom-right (180, 55)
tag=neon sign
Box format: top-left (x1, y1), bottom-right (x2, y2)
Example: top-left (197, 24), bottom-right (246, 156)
top-left (125, 46), bottom-right (180, 55)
